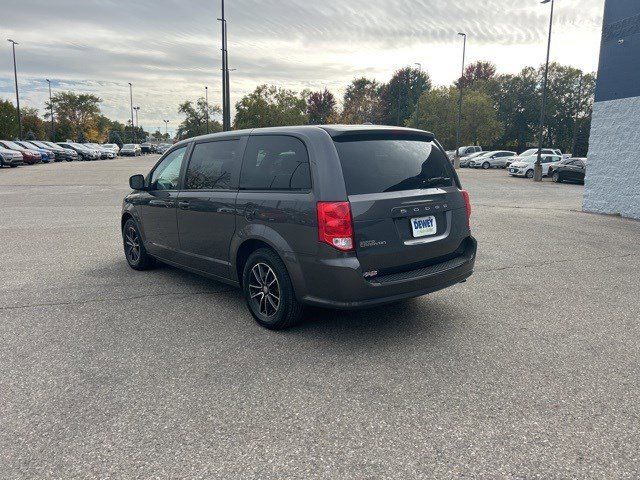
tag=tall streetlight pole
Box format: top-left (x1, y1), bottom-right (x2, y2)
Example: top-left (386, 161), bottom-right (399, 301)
top-left (572, 74), bottom-right (584, 156)
top-left (163, 119), bottom-right (170, 138)
top-left (414, 63), bottom-right (422, 129)
top-left (218, 0), bottom-right (231, 131)
top-left (455, 32), bottom-right (467, 169)
top-left (133, 106), bottom-right (141, 141)
top-left (7, 39), bottom-right (21, 140)
top-left (205, 86), bottom-right (210, 134)
top-left (128, 83), bottom-right (136, 143)
top-left (46, 79), bottom-right (54, 141)
top-left (534, 0), bottom-right (555, 182)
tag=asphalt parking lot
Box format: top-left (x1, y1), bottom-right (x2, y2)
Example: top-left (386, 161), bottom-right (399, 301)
top-left (1, 158), bottom-right (639, 479)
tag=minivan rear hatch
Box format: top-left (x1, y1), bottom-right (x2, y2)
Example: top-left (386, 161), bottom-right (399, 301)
top-left (331, 130), bottom-right (469, 275)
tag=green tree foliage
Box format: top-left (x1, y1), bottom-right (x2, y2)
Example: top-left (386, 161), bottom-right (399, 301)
top-left (233, 85), bottom-right (307, 130)
top-left (22, 108), bottom-right (47, 140)
top-left (176, 97), bottom-right (222, 140)
top-left (306, 88), bottom-right (337, 124)
top-left (382, 67), bottom-right (432, 126)
top-left (411, 86), bottom-right (502, 148)
top-left (340, 78), bottom-right (385, 124)
top-left (108, 129), bottom-right (124, 147)
top-left (46, 92), bottom-right (102, 142)
top-left (0, 99), bottom-right (19, 140)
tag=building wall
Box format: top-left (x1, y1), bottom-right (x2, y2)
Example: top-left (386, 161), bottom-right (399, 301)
top-left (583, 0), bottom-right (640, 219)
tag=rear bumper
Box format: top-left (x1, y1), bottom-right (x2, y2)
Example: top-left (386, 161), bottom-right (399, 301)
top-left (293, 236), bottom-right (477, 309)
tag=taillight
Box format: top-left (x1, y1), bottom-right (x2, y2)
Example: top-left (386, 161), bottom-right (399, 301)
top-left (460, 189), bottom-right (471, 228)
top-left (317, 201), bottom-right (354, 251)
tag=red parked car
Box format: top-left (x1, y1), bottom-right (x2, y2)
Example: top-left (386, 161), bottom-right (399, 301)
top-left (0, 140), bottom-right (42, 164)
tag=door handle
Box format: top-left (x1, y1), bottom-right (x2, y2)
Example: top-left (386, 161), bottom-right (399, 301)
top-left (178, 201), bottom-right (190, 210)
top-left (149, 199), bottom-right (170, 207)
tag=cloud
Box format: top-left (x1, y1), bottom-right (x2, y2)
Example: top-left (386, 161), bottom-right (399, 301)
top-left (0, 0), bottom-right (605, 132)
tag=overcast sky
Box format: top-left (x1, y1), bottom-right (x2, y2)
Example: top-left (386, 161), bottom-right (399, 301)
top-left (0, 0), bottom-right (605, 135)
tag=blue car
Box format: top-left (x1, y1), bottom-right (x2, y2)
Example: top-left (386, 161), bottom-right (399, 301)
top-left (15, 141), bottom-right (54, 163)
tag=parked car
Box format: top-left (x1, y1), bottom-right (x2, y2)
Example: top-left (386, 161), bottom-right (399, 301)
top-left (468, 150), bottom-right (517, 169)
top-left (102, 143), bottom-right (120, 156)
top-left (140, 143), bottom-right (153, 154)
top-left (85, 143), bottom-right (115, 159)
top-left (120, 144), bottom-right (142, 156)
top-left (458, 151), bottom-right (485, 168)
top-left (121, 125), bottom-right (476, 329)
top-left (25, 140), bottom-right (66, 162)
top-left (39, 141), bottom-right (78, 161)
top-left (0, 146), bottom-right (24, 167)
top-left (14, 141), bottom-right (54, 163)
top-left (0, 140), bottom-right (42, 164)
top-left (57, 142), bottom-right (99, 161)
top-left (508, 154), bottom-right (562, 178)
top-left (551, 158), bottom-right (587, 184)
top-left (504, 148), bottom-right (562, 168)
top-left (156, 143), bottom-right (172, 154)
top-left (448, 145), bottom-right (482, 161)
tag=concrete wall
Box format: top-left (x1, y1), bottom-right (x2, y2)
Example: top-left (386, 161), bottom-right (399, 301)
top-left (583, 0), bottom-right (640, 220)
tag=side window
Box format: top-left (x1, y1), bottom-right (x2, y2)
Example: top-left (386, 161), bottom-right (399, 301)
top-left (150, 146), bottom-right (187, 191)
top-left (185, 140), bottom-right (240, 190)
top-left (240, 135), bottom-right (311, 190)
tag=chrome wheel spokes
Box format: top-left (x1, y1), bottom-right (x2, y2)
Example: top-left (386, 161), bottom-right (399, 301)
top-left (249, 262), bottom-right (280, 317)
top-left (125, 226), bottom-right (140, 263)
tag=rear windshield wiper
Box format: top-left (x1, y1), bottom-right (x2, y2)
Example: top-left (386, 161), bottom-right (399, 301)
top-left (420, 177), bottom-right (451, 187)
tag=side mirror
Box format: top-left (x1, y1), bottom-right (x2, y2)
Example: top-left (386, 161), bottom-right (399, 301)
top-left (129, 174), bottom-right (146, 190)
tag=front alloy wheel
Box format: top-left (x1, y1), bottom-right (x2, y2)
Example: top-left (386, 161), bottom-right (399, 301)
top-left (552, 172), bottom-right (562, 183)
top-left (482, 162), bottom-right (490, 169)
top-left (526, 169), bottom-right (534, 179)
top-left (122, 218), bottom-right (155, 270)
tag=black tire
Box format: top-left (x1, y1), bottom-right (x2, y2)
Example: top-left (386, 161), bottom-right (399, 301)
top-left (525, 169), bottom-right (534, 179)
top-left (10, 164), bottom-right (18, 168)
top-left (552, 171), bottom-right (562, 183)
top-left (122, 218), bottom-right (155, 270)
top-left (482, 161), bottom-right (490, 170)
top-left (242, 248), bottom-right (303, 330)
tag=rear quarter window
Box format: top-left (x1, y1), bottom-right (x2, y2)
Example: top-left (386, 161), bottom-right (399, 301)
top-left (333, 136), bottom-right (455, 195)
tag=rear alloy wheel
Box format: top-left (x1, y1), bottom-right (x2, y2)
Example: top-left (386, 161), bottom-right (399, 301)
top-left (552, 171), bottom-right (562, 183)
top-left (525, 169), bottom-right (534, 179)
top-left (242, 248), bottom-right (303, 330)
top-left (123, 218), bottom-right (155, 270)
top-left (482, 161), bottom-right (490, 170)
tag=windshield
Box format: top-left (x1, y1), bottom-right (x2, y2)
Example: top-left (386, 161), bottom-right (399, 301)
top-left (334, 137), bottom-right (455, 195)
top-left (123, 144), bottom-right (135, 148)
top-left (2, 141), bottom-right (24, 149)
top-left (519, 149), bottom-right (537, 157)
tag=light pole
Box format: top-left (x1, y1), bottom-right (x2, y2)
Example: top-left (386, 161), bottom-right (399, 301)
top-left (205, 86), bottom-right (210, 134)
top-left (133, 106), bottom-right (141, 141)
top-left (414, 63), bottom-right (421, 129)
top-left (534, 0), bottom-right (555, 182)
top-left (218, 1), bottom-right (231, 131)
top-left (455, 32), bottom-right (467, 169)
top-left (572, 74), bottom-right (583, 156)
top-left (46, 79), bottom-right (54, 141)
top-left (7, 39), bottom-right (21, 139)
top-left (128, 82), bottom-right (135, 143)
top-left (163, 119), bottom-right (170, 138)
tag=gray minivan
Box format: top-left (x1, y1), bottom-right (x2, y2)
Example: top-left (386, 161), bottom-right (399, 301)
top-left (121, 125), bottom-right (477, 329)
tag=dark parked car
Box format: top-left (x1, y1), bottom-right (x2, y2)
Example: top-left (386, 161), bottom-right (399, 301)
top-left (551, 158), bottom-right (586, 184)
top-left (57, 142), bottom-right (96, 161)
top-left (121, 125), bottom-right (476, 329)
top-left (141, 143), bottom-right (153, 154)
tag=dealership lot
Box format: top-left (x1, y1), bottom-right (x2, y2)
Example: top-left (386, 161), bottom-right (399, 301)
top-left (1, 158), bottom-right (639, 478)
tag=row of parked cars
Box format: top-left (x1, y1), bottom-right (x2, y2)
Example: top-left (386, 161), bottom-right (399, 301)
top-left (0, 141), bottom-right (167, 167)
top-left (449, 146), bottom-right (587, 184)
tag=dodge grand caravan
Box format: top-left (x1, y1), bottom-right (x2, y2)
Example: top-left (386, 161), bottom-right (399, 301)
top-left (121, 125), bottom-right (477, 329)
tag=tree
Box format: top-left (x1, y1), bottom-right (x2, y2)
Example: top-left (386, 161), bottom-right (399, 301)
top-left (306, 89), bottom-right (337, 124)
top-left (46, 92), bottom-right (102, 142)
top-left (458, 61), bottom-right (497, 88)
top-left (233, 85), bottom-right (307, 130)
top-left (20, 108), bottom-right (46, 140)
top-left (176, 97), bottom-right (222, 140)
top-left (108, 130), bottom-right (123, 147)
top-left (0, 100), bottom-right (19, 139)
top-left (382, 66), bottom-right (432, 126)
top-left (411, 86), bottom-right (502, 149)
top-left (340, 78), bottom-right (385, 124)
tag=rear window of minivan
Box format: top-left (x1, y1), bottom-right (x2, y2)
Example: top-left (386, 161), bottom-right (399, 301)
top-left (333, 136), bottom-right (455, 195)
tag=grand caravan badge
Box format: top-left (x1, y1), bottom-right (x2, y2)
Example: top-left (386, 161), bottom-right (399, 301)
top-left (360, 239), bottom-right (387, 248)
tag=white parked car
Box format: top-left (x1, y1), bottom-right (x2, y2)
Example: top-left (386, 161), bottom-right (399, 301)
top-left (102, 143), bottom-right (121, 156)
top-left (508, 154), bottom-right (563, 178)
top-left (120, 144), bottom-right (142, 156)
top-left (468, 150), bottom-right (517, 169)
top-left (459, 151), bottom-right (485, 168)
top-left (447, 145), bottom-right (482, 161)
top-left (504, 148), bottom-right (562, 168)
